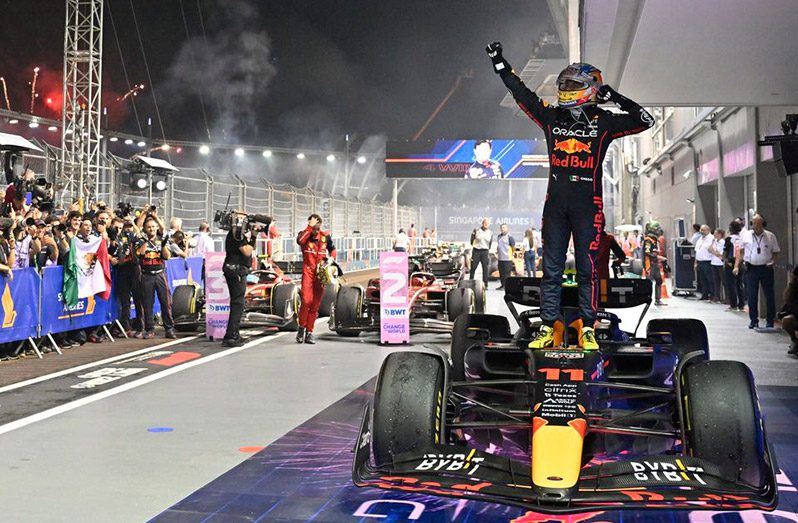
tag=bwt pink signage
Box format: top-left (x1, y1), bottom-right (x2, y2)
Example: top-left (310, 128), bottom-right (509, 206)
top-left (379, 251), bottom-right (410, 344)
top-left (204, 252), bottom-right (230, 340)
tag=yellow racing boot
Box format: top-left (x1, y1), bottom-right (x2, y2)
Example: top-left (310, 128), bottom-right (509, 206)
top-left (529, 320), bottom-right (565, 350)
top-left (579, 326), bottom-right (599, 351)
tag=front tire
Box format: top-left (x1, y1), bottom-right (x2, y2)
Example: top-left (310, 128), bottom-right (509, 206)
top-left (271, 282), bottom-right (299, 331)
top-left (680, 360), bottom-right (769, 488)
top-left (446, 287), bottom-right (474, 322)
top-left (372, 351), bottom-right (446, 466)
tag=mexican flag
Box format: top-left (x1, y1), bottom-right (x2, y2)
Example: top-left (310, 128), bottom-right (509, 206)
top-left (63, 236), bottom-right (112, 307)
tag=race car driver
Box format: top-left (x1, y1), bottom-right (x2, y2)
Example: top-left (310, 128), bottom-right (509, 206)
top-left (296, 214), bottom-right (337, 344)
top-left (487, 42), bottom-right (654, 350)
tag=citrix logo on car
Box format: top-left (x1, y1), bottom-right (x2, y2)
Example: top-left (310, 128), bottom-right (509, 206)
top-left (551, 127), bottom-right (599, 138)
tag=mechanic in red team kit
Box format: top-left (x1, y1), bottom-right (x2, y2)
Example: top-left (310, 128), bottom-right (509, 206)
top-left (487, 41), bottom-right (654, 350)
top-left (296, 214), bottom-right (337, 344)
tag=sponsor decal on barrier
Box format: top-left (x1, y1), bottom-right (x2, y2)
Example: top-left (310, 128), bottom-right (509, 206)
top-left (204, 252), bottom-right (229, 339)
top-left (379, 251), bottom-right (409, 344)
top-left (40, 266), bottom-right (116, 335)
top-left (0, 268), bottom-right (40, 342)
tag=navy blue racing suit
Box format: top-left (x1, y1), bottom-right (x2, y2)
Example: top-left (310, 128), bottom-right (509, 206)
top-left (500, 71), bottom-right (654, 326)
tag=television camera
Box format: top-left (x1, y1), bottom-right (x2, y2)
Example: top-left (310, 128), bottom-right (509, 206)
top-left (214, 208), bottom-right (273, 238)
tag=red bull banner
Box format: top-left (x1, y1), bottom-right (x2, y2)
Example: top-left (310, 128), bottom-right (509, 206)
top-left (379, 251), bottom-right (409, 344)
top-left (0, 269), bottom-right (40, 343)
top-left (204, 252), bottom-right (229, 340)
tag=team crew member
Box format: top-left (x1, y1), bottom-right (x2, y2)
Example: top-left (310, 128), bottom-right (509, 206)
top-left (110, 218), bottom-right (143, 337)
top-left (735, 214), bottom-right (780, 329)
top-left (296, 214), bottom-right (337, 344)
top-left (136, 218), bottom-right (176, 339)
top-left (643, 221), bottom-right (667, 306)
top-left (596, 223), bottom-right (626, 280)
top-left (470, 218), bottom-right (492, 286)
top-left (487, 42), bottom-right (654, 349)
top-left (496, 223), bottom-right (515, 289)
top-left (222, 213), bottom-right (257, 347)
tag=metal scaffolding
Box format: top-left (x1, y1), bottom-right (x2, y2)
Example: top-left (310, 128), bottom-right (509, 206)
top-left (60, 0), bottom-right (104, 206)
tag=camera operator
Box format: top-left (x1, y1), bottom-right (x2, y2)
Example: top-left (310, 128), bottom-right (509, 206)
top-left (136, 217), bottom-right (176, 339)
top-left (168, 230), bottom-right (190, 259)
top-left (221, 211), bottom-right (258, 348)
top-left (296, 214), bottom-right (337, 344)
top-left (14, 217), bottom-right (39, 268)
top-left (110, 216), bottom-right (144, 337)
top-left (34, 220), bottom-right (59, 269)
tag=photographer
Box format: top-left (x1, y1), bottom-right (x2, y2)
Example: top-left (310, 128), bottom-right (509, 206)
top-left (221, 211), bottom-right (258, 348)
top-left (168, 230), bottom-right (190, 259)
top-left (136, 217), bottom-right (176, 339)
top-left (0, 219), bottom-right (16, 279)
top-left (136, 204), bottom-right (166, 234)
top-left (296, 214), bottom-right (336, 344)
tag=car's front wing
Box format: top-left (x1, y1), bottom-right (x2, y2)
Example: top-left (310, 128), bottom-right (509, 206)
top-left (352, 407), bottom-right (778, 514)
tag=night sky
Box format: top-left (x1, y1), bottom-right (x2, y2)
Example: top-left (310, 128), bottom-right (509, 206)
top-left (0, 0), bottom-right (557, 203)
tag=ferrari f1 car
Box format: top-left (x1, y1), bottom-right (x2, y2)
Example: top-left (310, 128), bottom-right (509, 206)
top-left (172, 258), bottom-right (302, 332)
top-left (330, 257), bottom-right (485, 337)
top-left (353, 276), bottom-right (778, 513)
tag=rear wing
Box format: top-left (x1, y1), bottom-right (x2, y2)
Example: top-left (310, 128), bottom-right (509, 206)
top-left (503, 277), bottom-right (653, 335)
top-left (273, 260), bottom-right (303, 274)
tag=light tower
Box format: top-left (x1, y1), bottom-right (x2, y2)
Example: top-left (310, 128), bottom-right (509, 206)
top-left (60, 0), bottom-right (104, 207)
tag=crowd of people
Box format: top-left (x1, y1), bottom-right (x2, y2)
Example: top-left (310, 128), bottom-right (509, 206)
top-left (0, 178), bottom-right (218, 360)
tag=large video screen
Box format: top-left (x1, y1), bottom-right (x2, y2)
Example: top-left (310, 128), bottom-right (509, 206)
top-left (385, 139), bottom-right (549, 179)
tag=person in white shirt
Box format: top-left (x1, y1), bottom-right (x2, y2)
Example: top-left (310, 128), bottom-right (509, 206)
top-left (689, 223), bottom-right (702, 245)
top-left (693, 225), bottom-right (715, 301)
top-left (724, 220), bottom-right (745, 311)
top-left (469, 218), bottom-right (493, 285)
top-left (707, 228), bottom-right (725, 303)
top-left (190, 222), bottom-right (215, 257)
top-left (393, 228), bottom-right (410, 252)
top-left (734, 214), bottom-right (780, 329)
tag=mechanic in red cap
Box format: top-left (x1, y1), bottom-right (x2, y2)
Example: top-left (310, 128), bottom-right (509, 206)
top-left (296, 213), bottom-right (336, 344)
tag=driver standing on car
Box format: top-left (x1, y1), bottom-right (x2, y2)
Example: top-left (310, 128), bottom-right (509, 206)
top-left (296, 214), bottom-right (337, 344)
top-left (487, 42), bottom-right (654, 350)
top-left (222, 212), bottom-right (257, 348)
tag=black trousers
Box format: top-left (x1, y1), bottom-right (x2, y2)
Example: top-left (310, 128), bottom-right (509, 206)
top-left (648, 261), bottom-right (662, 302)
top-left (141, 271), bottom-right (173, 332)
top-left (223, 265), bottom-right (247, 340)
top-left (540, 196), bottom-right (602, 325)
top-left (746, 264), bottom-right (775, 325)
top-left (116, 264), bottom-right (143, 331)
top-left (470, 249), bottom-right (490, 284)
top-left (498, 260), bottom-right (514, 287)
top-left (724, 264), bottom-right (745, 308)
top-left (697, 261), bottom-right (714, 299)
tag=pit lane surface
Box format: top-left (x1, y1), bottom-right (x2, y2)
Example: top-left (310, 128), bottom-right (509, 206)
top-left (1, 287), bottom-right (797, 521)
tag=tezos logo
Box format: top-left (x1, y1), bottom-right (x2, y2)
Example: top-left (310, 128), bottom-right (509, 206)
top-left (552, 127), bottom-right (598, 138)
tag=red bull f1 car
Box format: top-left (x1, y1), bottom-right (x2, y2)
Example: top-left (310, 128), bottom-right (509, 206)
top-left (352, 276), bottom-right (778, 513)
top-left (331, 257), bottom-right (485, 337)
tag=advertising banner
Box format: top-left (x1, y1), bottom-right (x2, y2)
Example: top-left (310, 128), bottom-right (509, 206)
top-left (166, 256), bottom-right (204, 292)
top-left (386, 139), bottom-right (549, 179)
top-left (434, 206), bottom-right (544, 243)
top-left (40, 266), bottom-right (116, 336)
top-left (0, 269), bottom-right (40, 343)
top-left (379, 251), bottom-right (409, 344)
top-left (204, 252), bottom-right (229, 340)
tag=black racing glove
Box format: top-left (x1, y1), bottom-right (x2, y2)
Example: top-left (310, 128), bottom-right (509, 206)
top-left (596, 84), bottom-right (618, 104)
top-left (486, 41), bottom-right (511, 75)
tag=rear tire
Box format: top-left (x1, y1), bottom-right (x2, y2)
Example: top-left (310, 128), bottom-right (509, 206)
top-left (372, 351), bottom-right (446, 466)
top-left (446, 287), bottom-right (473, 322)
top-left (318, 283), bottom-right (337, 318)
top-left (334, 285), bottom-right (362, 337)
top-left (172, 284), bottom-right (201, 331)
top-left (681, 360), bottom-right (769, 488)
top-left (272, 282), bottom-right (299, 331)
top-left (458, 279), bottom-right (486, 313)
top-left (647, 318), bottom-right (709, 362)
top-left (450, 314), bottom-right (512, 381)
